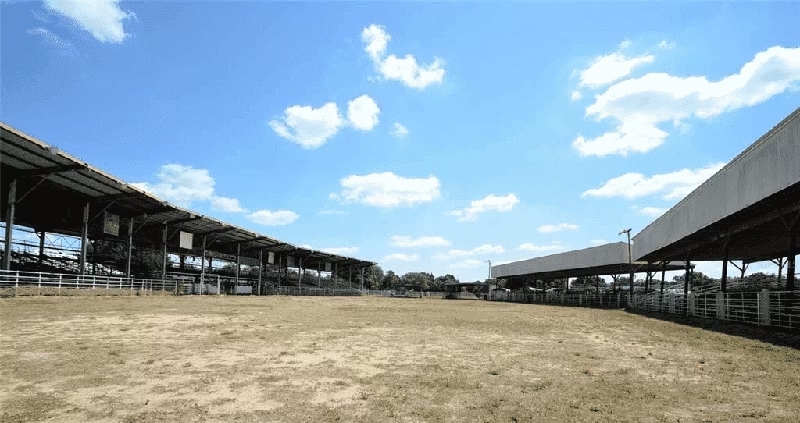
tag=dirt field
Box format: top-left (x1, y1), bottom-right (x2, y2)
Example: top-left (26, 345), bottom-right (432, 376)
top-left (2, 296), bottom-right (799, 422)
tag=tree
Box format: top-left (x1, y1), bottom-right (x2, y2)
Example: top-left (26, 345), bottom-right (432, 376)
top-left (400, 272), bottom-right (434, 290)
top-left (382, 270), bottom-right (401, 289)
top-left (432, 274), bottom-right (458, 291)
top-left (364, 265), bottom-right (384, 289)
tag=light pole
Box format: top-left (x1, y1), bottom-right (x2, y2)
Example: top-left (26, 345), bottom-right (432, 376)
top-left (619, 229), bottom-right (634, 294)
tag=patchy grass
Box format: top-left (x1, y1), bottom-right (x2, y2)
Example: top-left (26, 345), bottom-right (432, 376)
top-left (1, 295), bottom-right (799, 422)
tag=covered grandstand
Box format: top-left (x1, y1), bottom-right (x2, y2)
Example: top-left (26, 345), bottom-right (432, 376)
top-left (0, 123), bottom-right (375, 295)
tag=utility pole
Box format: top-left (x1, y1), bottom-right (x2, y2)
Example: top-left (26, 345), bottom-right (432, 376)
top-left (619, 229), bottom-right (634, 294)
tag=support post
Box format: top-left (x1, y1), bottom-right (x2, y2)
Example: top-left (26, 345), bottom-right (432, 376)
top-left (200, 235), bottom-right (207, 288)
top-left (126, 217), bottom-right (134, 278)
top-left (684, 258), bottom-right (691, 295)
top-left (317, 262), bottom-right (321, 288)
top-left (161, 223), bottom-right (168, 281)
top-left (277, 254), bottom-right (281, 288)
top-left (79, 202), bottom-right (90, 276)
top-left (360, 267), bottom-right (365, 290)
top-left (348, 266), bottom-right (352, 289)
top-left (2, 179), bottom-right (16, 270)
top-left (645, 261), bottom-right (652, 293)
top-left (258, 249), bottom-right (263, 296)
top-left (234, 243), bottom-right (240, 295)
top-left (38, 231), bottom-right (45, 265)
top-left (334, 263), bottom-right (338, 290)
top-left (298, 256), bottom-right (303, 288)
top-left (787, 229), bottom-right (796, 291)
top-left (721, 244), bottom-right (729, 293)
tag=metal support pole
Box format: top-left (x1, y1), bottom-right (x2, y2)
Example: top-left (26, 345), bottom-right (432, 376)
top-left (126, 217), bottom-right (134, 278)
top-left (277, 254), bottom-right (281, 288)
top-left (38, 231), bottom-right (45, 265)
top-left (317, 262), bottom-right (321, 288)
top-left (200, 235), bottom-right (207, 288)
top-left (2, 179), bottom-right (16, 270)
top-left (234, 243), bottom-right (240, 295)
top-left (258, 249), bottom-right (263, 296)
top-left (348, 266), bottom-right (352, 289)
top-left (684, 258), bottom-right (691, 295)
top-left (360, 267), bottom-right (365, 290)
top-left (161, 223), bottom-right (168, 281)
top-left (645, 261), bottom-right (652, 293)
top-left (721, 244), bottom-right (729, 293)
top-left (660, 261), bottom-right (666, 296)
top-left (788, 229), bottom-right (797, 291)
top-left (298, 256), bottom-right (303, 288)
top-left (79, 202), bottom-right (90, 276)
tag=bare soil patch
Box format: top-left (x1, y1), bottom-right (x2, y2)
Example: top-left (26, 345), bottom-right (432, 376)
top-left (2, 296), bottom-right (799, 422)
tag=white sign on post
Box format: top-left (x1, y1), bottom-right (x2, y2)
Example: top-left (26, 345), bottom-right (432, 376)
top-left (268, 251), bottom-right (275, 264)
top-left (325, 262), bottom-right (331, 272)
top-left (179, 231), bottom-right (193, 249)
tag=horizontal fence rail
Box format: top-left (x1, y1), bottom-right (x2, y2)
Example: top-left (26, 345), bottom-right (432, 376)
top-left (0, 269), bottom-right (178, 297)
top-left (487, 289), bottom-right (800, 331)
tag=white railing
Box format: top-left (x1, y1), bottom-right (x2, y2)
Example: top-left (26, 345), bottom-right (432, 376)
top-left (0, 269), bottom-right (179, 296)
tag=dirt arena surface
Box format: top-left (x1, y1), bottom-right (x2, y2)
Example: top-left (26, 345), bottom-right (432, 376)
top-left (2, 295), bottom-right (800, 422)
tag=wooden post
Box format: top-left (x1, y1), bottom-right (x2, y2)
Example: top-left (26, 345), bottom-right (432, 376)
top-left (126, 217), bottom-right (134, 278)
top-left (160, 224), bottom-right (168, 281)
top-left (38, 231), bottom-right (45, 265)
top-left (788, 229), bottom-right (796, 291)
top-left (721, 244), bottom-right (729, 293)
top-left (200, 235), bottom-right (206, 288)
top-left (258, 249), bottom-right (263, 296)
top-left (660, 261), bottom-right (666, 296)
top-left (234, 243), bottom-right (240, 295)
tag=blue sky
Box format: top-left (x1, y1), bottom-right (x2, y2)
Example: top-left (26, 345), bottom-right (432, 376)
top-left (3, 1), bottom-right (800, 281)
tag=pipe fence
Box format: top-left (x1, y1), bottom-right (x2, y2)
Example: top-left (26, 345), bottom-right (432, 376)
top-left (488, 289), bottom-right (799, 331)
top-left (0, 269), bottom-right (179, 297)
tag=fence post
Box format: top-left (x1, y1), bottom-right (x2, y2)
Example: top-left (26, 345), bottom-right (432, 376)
top-left (58, 274), bottom-right (62, 296)
top-left (217, 275), bottom-right (220, 295)
top-left (15, 271), bottom-right (19, 297)
top-left (92, 275), bottom-right (96, 289)
top-left (38, 273), bottom-right (42, 296)
top-left (669, 293), bottom-right (676, 314)
top-left (758, 289), bottom-right (771, 326)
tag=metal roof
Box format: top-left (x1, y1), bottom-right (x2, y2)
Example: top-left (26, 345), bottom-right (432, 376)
top-left (491, 242), bottom-right (687, 280)
top-left (632, 107), bottom-right (800, 263)
top-left (0, 122), bottom-right (374, 269)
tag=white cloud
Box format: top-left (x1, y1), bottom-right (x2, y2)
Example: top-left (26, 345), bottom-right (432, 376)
top-left (590, 239), bottom-right (608, 246)
top-left (579, 52), bottom-right (655, 88)
top-left (658, 40), bottom-right (676, 50)
top-left (638, 206), bottom-right (668, 218)
top-left (450, 193), bottom-right (519, 222)
top-left (332, 172), bottom-right (440, 208)
top-left (347, 95), bottom-right (380, 131)
top-left (574, 46), bottom-right (800, 156)
top-left (571, 90), bottom-right (583, 101)
top-left (247, 210), bottom-right (299, 226)
top-left (517, 243), bottom-right (564, 253)
top-left (26, 27), bottom-right (77, 55)
top-left (211, 197), bottom-right (247, 213)
top-left (619, 39), bottom-right (632, 50)
top-left (537, 223), bottom-right (578, 233)
top-left (434, 244), bottom-right (505, 261)
top-left (450, 259), bottom-right (483, 269)
top-left (582, 162), bottom-right (725, 200)
top-left (321, 247), bottom-right (359, 256)
top-left (390, 122), bottom-right (409, 138)
top-left (269, 102), bottom-right (343, 149)
top-left (44, 0), bottom-right (133, 44)
top-left (361, 24), bottom-right (445, 89)
top-left (383, 253), bottom-right (419, 262)
top-left (319, 209), bottom-right (348, 216)
top-left (389, 235), bottom-right (451, 248)
top-left (132, 164), bottom-right (214, 208)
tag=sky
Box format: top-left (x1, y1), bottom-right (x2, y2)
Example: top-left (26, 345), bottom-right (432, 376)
top-left (2, 1), bottom-right (800, 282)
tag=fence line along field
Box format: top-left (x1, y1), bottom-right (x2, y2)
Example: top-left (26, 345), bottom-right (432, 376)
top-left (2, 296), bottom-right (800, 422)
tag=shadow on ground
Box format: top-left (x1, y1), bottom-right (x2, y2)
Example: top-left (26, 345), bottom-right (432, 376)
top-left (625, 308), bottom-right (800, 350)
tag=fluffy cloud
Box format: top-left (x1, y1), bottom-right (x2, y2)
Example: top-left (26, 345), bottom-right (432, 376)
top-left (44, 0), bottom-right (133, 43)
top-left (390, 122), bottom-right (409, 138)
top-left (211, 197), bottom-right (247, 213)
top-left (574, 46), bottom-right (800, 156)
top-left (383, 253), bottom-right (419, 262)
top-left (433, 244), bottom-right (505, 261)
top-left (537, 223), bottom-right (578, 234)
top-left (450, 193), bottom-right (519, 222)
top-left (269, 102), bottom-right (343, 149)
top-left (518, 243), bottom-right (564, 253)
top-left (389, 235), bottom-right (451, 248)
top-left (133, 164), bottom-right (259, 215)
top-left (26, 27), bottom-right (77, 55)
top-left (347, 95), bottom-right (380, 131)
top-left (321, 247), bottom-right (359, 256)
top-left (247, 210), bottom-right (299, 226)
top-left (582, 163), bottom-right (725, 200)
top-left (132, 164), bottom-right (214, 208)
top-left (361, 24), bottom-right (445, 89)
top-left (332, 172), bottom-right (440, 208)
top-left (579, 52), bottom-right (654, 88)
top-left (637, 206), bottom-right (668, 218)
top-left (450, 259), bottom-right (483, 269)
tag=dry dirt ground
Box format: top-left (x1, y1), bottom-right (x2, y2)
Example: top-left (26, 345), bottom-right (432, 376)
top-left (2, 295), bottom-right (800, 422)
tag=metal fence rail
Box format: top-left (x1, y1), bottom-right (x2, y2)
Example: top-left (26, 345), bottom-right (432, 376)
top-left (0, 269), bottom-right (178, 296)
top-left (487, 289), bottom-right (799, 331)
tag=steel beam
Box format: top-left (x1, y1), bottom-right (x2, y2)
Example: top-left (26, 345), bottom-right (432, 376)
top-left (126, 217), bottom-right (134, 278)
top-left (234, 243), bottom-right (240, 294)
top-left (79, 202), bottom-right (89, 276)
top-left (200, 235), bottom-right (207, 287)
top-left (16, 164), bottom-right (84, 178)
top-left (660, 261), bottom-right (666, 296)
top-left (161, 223), bottom-right (168, 280)
top-left (2, 179), bottom-right (16, 270)
top-left (257, 249), bottom-right (263, 296)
